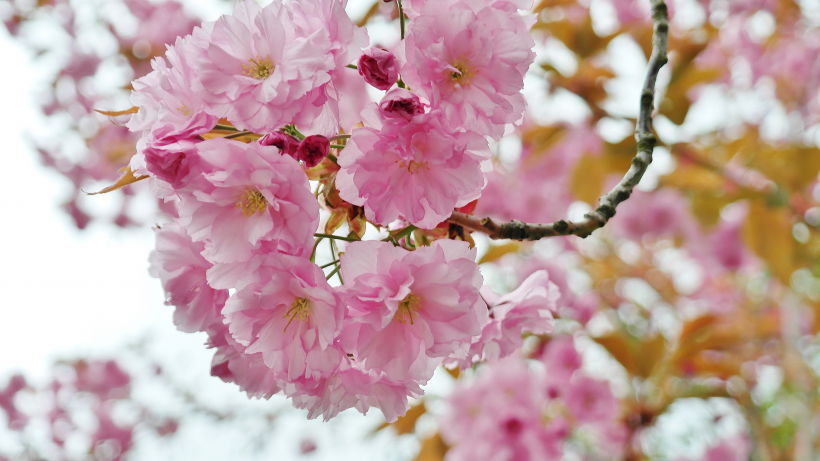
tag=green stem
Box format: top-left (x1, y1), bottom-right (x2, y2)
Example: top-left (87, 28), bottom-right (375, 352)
top-left (214, 124), bottom-right (239, 131)
top-left (310, 237), bottom-right (324, 263)
top-left (326, 265), bottom-right (342, 281)
top-left (319, 259), bottom-right (340, 269)
top-left (396, 78), bottom-right (406, 89)
top-left (398, 0), bottom-right (405, 40)
top-left (383, 225), bottom-right (416, 243)
top-left (224, 131), bottom-right (254, 139)
top-left (314, 233), bottom-right (359, 242)
top-left (329, 134), bottom-right (351, 142)
top-left (346, 64), bottom-right (358, 70)
top-left (330, 144), bottom-right (347, 149)
top-left (327, 153), bottom-right (338, 164)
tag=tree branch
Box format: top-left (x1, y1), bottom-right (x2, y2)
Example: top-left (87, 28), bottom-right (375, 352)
top-left (448, 0), bottom-right (669, 240)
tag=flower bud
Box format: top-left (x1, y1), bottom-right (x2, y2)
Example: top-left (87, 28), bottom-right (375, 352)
top-left (358, 48), bottom-right (399, 91)
top-left (259, 131), bottom-right (300, 159)
top-left (296, 135), bottom-right (330, 168)
top-left (379, 88), bottom-right (425, 121)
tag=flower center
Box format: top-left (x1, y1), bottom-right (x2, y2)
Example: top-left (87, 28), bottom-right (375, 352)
top-left (235, 189), bottom-right (267, 216)
top-left (397, 160), bottom-right (429, 175)
top-left (395, 293), bottom-right (421, 325)
top-left (177, 104), bottom-right (192, 116)
top-left (448, 58), bottom-right (476, 86)
top-left (283, 297), bottom-right (312, 332)
top-left (242, 57), bottom-right (274, 80)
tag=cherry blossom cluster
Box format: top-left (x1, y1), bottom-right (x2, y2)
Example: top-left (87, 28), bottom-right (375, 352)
top-left (128, 0), bottom-right (550, 421)
top-left (440, 339), bottom-right (626, 461)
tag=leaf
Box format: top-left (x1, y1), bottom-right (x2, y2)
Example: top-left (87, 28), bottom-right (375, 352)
top-left (325, 210), bottom-right (346, 235)
top-left (414, 434), bottom-right (449, 461)
top-left (478, 242), bottom-right (522, 265)
top-left (94, 106), bottom-right (140, 117)
top-left (444, 366), bottom-right (460, 380)
top-left (535, 17), bottom-right (616, 59)
top-left (661, 66), bottom-right (722, 125)
top-left (570, 154), bottom-right (607, 205)
top-left (593, 331), bottom-right (666, 378)
top-left (373, 402), bottom-right (426, 435)
top-left (742, 199), bottom-right (798, 284)
top-left (85, 166), bottom-right (148, 195)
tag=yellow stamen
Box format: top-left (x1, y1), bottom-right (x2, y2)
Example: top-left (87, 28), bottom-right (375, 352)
top-left (283, 297), bottom-right (312, 332)
top-left (448, 57), bottom-right (476, 86)
top-left (177, 104), bottom-right (192, 116)
top-left (235, 189), bottom-right (267, 216)
top-left (242, 57), bottom-right (274, 80)
top-left (395, 293), bottom-right (421, 325)
top-left (396, 160), bottom-right (429, 174)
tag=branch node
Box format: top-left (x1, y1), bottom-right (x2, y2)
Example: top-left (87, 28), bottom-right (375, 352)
top-left (553, 220), bottom-right (569, 233)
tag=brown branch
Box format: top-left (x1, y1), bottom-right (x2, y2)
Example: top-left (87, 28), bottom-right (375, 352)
top-left (448, 0), bottom-right (670, 240)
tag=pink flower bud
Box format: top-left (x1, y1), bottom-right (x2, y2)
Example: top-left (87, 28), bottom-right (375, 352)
top-left (296, 135), bottom-right (330, 168)
top-left (358, 48), bottom-right (399, 90)
top-left (378, 88), bottom-right (425, 121)
top-left (258, 131), bottom-right (300, 159)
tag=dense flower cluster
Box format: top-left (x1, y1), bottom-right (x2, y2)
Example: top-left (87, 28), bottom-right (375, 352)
top-left (440, 340), bottom-right (626, 461)
top-left (127, 0), bottom-right (541, 421)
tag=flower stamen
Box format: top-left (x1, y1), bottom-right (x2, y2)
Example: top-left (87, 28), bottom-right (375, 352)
top-left (448, 57), bottom-right (476, 86)
top-left (283, 297), bottom-right (312, 332)
top-left (242, 57), bottom-right (274, 80)
top-left (395, 293), bottom-right (421, 325)
top-left (236, 189), bottom-right (267, 216)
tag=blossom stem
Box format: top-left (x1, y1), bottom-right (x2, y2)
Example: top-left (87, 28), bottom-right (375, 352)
top-left (327, 153), bottom-right (339, 164)
top-left (224, 130), bottom-right (254, 139)
top-left (213, 124), bottom-right (239, 131)
top-left (346, 64), bottom-right (358, 70)
top-left (330, 144), bottom-right (347, 149)
top-left (310, 236), bottom-right (324, 263)
top-left (446, 0), bottom-right (669, 240)
top-left (314, 233), bottom-right (359, 242)
top-left (325, 265), bottom-right (341, 281)
top-left (397, 0), bottom-right (405, 40)
top-left (319, 259), bottom-right (340, 269)
top-left (396, 78), bottom-right (406, 89)
top-left (329, 134), bottom-right (351, 142)
top-left (384, 225), bottom-right (416, 243)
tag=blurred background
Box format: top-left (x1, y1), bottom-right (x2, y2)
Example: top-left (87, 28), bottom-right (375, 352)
top-left (1, 0), bottom-right (819, 460)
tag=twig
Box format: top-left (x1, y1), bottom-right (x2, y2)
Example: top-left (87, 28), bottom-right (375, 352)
top-left (447, 0), bottom-right (669, 240)
top-left (314, 233), bottom-right (359, 242)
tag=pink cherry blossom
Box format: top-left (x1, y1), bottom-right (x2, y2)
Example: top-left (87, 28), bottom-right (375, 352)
top-left (358, 47), bottom-right (399, 90)
top-left (286, 356), bottom-right (423, 422)
top-left (608, 189), bottom-right (699, 241)
top-left (259, 131), bottom-right (300, 159)
top-left (441, 357), bottom-right (565, 461)
top-left (449, 270), bottom-right (559, 369)
top-left (399, 0), bottom-right (535, 139)
top-left (188, 0), bottom-right (367, 133)
top-left (338, 240), bottom-right (488, 382)
top-left (207, 323), bottom-right (282, 399)
top-left (336, 109), bottom-right (491, 229)
top-left (540, 336), bottom-right (582, 398)
top-left (177, 138), bottom-right (319, 265)
top-left (149, 223), bottom-right (229, 334)
top-left (224, 253), bottom-right (346, 382)
top-left (0, 375), bottom-right (28, 430)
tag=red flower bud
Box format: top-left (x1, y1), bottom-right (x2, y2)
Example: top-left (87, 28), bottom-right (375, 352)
top-left (379, 88), bottom-right (425, 121)
top-left (358, 48), bottom-right (399, 91)
top-left (296, 135), bottom-right (330, 168)
top-left (259, 131), bottom-right (300, 159)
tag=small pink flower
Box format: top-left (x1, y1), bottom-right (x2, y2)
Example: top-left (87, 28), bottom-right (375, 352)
top-left (142, 139), bottom-right (202, 189)
top-left (338, 240), bottom-right (488, 382)
top-left (540, 336), bottom-right (581, 397)
top-left (379, 88), bottom-right (426, 121)
top-left (177, 138), bottom-right (319, 265)
top-left (223, 253), bottom-right (346, 382)
top-left (149, 223), bottom-right (229, 334)
top-left (296, 135), bottom-right (330, 168)
top-left (207, 323), bottom-right (282, 399)
top-left (358, 47), bottom-right (399, 90)
top-left (451, 270), bottom-right (558, 369)
top-left (563, 376), bottom-right (619, 424)
top-left (286, 357), bottom-right (422, 422)
top-left (336, 109), bottom-right (490, 229)
top-left (128, 35), bottom-right (217, 142)
top-left (399, 0), bottom-right (535, 139)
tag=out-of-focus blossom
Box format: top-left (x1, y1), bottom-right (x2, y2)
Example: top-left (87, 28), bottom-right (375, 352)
top-left (358, 47), bottom-right (399, 90)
